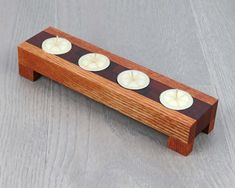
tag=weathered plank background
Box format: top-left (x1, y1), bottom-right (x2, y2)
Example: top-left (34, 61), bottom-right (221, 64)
top-left (0, 0), bottom-right (234, 187)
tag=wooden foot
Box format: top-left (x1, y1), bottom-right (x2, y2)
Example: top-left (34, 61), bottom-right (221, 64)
top-left (203, 100), bottom-right (218, 134)
top-left (167, 136), bottom-right (193, 156)
top-left (202, 123), bottom-right (214, 134)
top-left (19, 64), bottom-right (41, 81)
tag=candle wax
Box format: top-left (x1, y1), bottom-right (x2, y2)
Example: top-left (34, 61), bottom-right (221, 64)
top-left (42, 36), bottom-right (72, 55)
top-left (117, 70), bottom-right (150, 90)
top-left (160, 89), bottom-right (193, 110)
top-left (78, 53), bottom-right (110, 71)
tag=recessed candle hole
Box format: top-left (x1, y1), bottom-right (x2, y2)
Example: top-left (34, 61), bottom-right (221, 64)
top-left (42, 36), bottom-right (72, 55)
top-left (117, 70), bottom-right (150, 90)
top-left (160, 89), bottom-right (193, 110)
top-left (78, 53), bottom-right (110, 71)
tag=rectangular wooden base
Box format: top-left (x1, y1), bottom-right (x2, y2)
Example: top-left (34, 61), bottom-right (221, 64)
top-left (18, 27), bottom-right (218, 156)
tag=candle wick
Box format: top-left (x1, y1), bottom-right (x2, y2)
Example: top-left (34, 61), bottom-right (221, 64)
top-left (175, 89), bottom-right (179, 100)
top-left (91, 53), bottom-right (99, 67)
top-left (54, 35), bottom-right (59, 46)
top-left (130, 71), bottom-right (135, 81)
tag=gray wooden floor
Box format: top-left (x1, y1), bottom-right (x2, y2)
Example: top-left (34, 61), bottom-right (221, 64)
top-left (0, 0), bottom-right (235, 187)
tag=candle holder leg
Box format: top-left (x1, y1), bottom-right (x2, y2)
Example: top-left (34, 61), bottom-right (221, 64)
top-left (202, 123), bottom-right (214, 134)
top-left (19, 64), bottom-right (41, 81)
top-left (203, 101), bottom-right (218, 134)
top-left (167, 136), bottom-right (194, 156)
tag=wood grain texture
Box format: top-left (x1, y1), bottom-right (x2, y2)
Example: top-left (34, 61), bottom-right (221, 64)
top-left (26, 30), bottom-right (214, 122)
top-left (18, 41), bottom-right (196, 145)
top-left (18, 27), bottom-right (218, 155)
top-left (0, 0), bottom-right (234, 187)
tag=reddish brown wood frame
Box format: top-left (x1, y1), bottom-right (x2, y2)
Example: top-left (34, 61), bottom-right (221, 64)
top-left (18, 27), bottom-right (218, 156)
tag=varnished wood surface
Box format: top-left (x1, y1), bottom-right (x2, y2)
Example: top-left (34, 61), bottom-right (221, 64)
top-left (20, 28), bottom-right (217, 149)
top-left (0, 0), bottom-right (234, 187)
top-left (25, 29), bottom-right (215, 121)
top-left (19, 42), bottom-right (196, 146)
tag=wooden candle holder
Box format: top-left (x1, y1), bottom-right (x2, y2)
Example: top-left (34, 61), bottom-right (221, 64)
top-left (18, 27), bottom-right (218, 156)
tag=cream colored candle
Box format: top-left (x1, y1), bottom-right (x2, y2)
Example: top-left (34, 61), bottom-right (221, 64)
top-left (78, 53), bottom-right (110, 71)
top-left (117, 70), bottom-right (150, 90)
top-left (42, 36), bottom-right (72, 55)
top-left (160, 89), bottom-right (193, 110)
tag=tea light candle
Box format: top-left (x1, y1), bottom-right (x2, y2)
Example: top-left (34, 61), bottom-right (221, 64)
top-left (117, 70), bottom-right (150, 90)
top-left (42, 36), bottom-right (72, 55)
top-left (78, 53), bottom-right (110, 71)
top-left (160, 89), bottom-right (193, 110)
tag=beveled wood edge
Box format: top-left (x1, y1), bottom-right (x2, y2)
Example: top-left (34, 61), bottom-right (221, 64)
top-left (18, 42), bottom-right (197, 143)
top-left (44, 26), bottom-right (218, 106)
